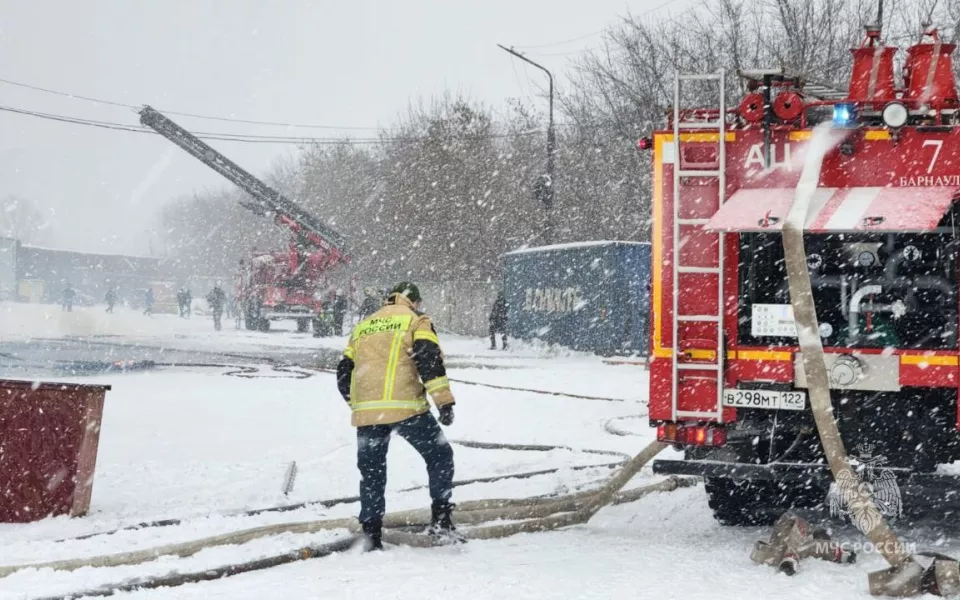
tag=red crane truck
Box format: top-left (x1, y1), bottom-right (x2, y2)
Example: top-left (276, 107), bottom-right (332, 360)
top-left (139, 107), bottom-right (349, 333)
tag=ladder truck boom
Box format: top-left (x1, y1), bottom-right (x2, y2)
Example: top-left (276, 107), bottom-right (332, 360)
top-left (138, 105), bottom-right (347, 259)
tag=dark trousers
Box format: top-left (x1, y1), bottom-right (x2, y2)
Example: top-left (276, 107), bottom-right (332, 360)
top-left (213, 310), bottom-right (222, 331)
top-left (357, 412), bottom-right (454, 525)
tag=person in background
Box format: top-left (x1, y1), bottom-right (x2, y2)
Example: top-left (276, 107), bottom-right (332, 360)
top-left (61, 284), bottom-right (76, 312)
top-left (357, 287), bottom-right (381, 321)
top-left (184, 288), bottom-right (193, 318)
top-left (105, 288), bottom-right (117, 313)
top-left (177, 288), bottom-right (187, 318)
top-left (233, 294), bottom-right (243, 329)
top-left (143, 288), bottom-right (154, 316)
top-left (336, 281), bottom-right (461, 551)
top-left (332, 289), bottom-right (348, 336)
top-left (488, 291), bottom-right (508, 350)
top-left (206, 283), bottom-right (226, 331)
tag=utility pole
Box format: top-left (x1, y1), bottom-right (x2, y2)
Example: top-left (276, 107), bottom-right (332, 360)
top-left (498, 44), bottom-right (555, 244)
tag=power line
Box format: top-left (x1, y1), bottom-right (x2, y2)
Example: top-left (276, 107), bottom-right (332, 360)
top-left (513, 0), bottom-right (686, 52)
top-left (0, 104), bottom-right (547, 145)
top-left (514, 29), bottom-right (607, 50)
top-left (524, 2), bottom-right (696, 60)
top-left (0, 105), bottom-right (392, 145)
top-left (0, 76), bottom-right (551, 141)
top-left (0, 76), bottom-right (391, 131)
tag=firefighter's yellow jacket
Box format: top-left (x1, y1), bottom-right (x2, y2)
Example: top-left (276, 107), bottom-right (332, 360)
top-left (336, 293), bottom-right (454, 427)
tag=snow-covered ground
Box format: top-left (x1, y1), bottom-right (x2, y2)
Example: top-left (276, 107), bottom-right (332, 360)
top-left (0, 301), bottom-right (937, 599)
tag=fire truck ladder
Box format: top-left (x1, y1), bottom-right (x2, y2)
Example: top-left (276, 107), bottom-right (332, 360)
top-left (670, 70), bottom-right (727, 423)
top-left (138, 106), bottom-right (347, 257)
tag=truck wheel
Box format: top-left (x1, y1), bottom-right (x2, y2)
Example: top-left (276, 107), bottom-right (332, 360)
top-left (704, 478), bottom-right (782, 526)
top-left (297, 318), bottom-right (309, 333)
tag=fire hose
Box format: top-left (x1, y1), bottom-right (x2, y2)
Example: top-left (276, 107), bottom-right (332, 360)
top-left (305, 365), bottom-right (630, 402)
top-left (442, 377), bottom-right (628, 402)
top-left (778, 124), bottom-right (957, 596)
top-left (53, 441), bottom-right (629, 543)
top-left (4, 441), bottom-right (682, 599)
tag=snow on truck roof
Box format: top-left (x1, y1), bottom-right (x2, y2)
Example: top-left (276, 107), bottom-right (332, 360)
top-left (503, 240), bottom-right (649, 256)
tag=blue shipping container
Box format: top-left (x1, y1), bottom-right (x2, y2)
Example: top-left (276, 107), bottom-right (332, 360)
top-left (502, 241), bottom-right (651, 356)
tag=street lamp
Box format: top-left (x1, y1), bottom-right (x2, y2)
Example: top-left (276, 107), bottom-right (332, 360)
top-left (498, 44), bottom-right (555, 244)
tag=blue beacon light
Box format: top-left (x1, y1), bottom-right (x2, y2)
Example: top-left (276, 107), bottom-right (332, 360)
top-left (832, 103), bottom-right (857, 127)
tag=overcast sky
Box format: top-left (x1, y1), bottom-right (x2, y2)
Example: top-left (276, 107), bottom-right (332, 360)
top-left (0, 0), bottom-right (700, 255)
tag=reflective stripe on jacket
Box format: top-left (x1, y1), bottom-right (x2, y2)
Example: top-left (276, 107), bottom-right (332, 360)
top-left (341, 294), bottom-right (453, 427)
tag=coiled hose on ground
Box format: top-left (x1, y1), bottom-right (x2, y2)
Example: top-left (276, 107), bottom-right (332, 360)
top-left (53, 441), bottom-right (629, 543)
top-left (9, 441), bottom-right (684, 600)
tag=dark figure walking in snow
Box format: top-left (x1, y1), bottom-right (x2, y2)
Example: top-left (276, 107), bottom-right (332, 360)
top-left (143, 288), bottom-right (154, 316)
top-left (177, 288), bottom-right (193, 318)
top-left (61, 284), bottom-right (76, 312)
top-left (105, 288), bottom-right (117, 313)
top-left (207, 284), bottom-right (226, 331)
top-left (357, 287), bottom-right (381, 321)
top-left (488, 291), bottom-right (508, 350)
top-left (332, 289), bottom-right (348, 336)
top-left (336, 282), bottom-right (462, 551)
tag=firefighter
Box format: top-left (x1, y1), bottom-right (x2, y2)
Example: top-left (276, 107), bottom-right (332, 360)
top-left (61, 284), bottom-right (76, 312)
top-left (105, 288), bottom-right (117, 313)
top-left (336, 281), bottom-right (461, 551)
top-left (488, 291), bottom-right (508, 350)
top-left (206, 283), bottom-right (226, 331)
top-left (357, 287), bottom-right (381, 320)
top-left (332, 289), bottom-right (348, 336)
top-left (143, 288), bottom-right (154, 316)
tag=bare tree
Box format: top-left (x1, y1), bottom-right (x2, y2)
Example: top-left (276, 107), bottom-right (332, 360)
top-left (0, 195), bottom-right (49, 244)
top-left (155, 0), bottom-right (960, 285)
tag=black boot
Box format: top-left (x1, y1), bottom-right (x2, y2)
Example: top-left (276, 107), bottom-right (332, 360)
top-left (360, 520), bottom-right (383, 551)
top-left (428, 502), bottom-right (466, 544)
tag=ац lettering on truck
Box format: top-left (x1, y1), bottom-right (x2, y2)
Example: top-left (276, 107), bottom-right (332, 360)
top-left (641, 24), bottom-right (960, 525)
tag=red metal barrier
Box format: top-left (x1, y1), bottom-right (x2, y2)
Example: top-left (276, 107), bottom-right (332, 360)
top-left (0, 379), bottom-right (110, 522)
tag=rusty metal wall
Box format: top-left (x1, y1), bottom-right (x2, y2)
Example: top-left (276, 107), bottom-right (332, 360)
top-left (0, 380), bottom-right (108, 522)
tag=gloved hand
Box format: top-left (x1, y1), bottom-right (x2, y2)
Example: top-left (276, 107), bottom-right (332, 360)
top-left (438, 404), bottom-right (455, 426)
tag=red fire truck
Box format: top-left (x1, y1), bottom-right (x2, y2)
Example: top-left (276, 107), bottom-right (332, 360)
top-left (140, 107), bottom-right (349, 333)
top-left (644, 24), bottom-right (960, 525)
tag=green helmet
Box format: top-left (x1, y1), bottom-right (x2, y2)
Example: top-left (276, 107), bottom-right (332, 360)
top-left (389, 281), bottom-right (421, 303)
